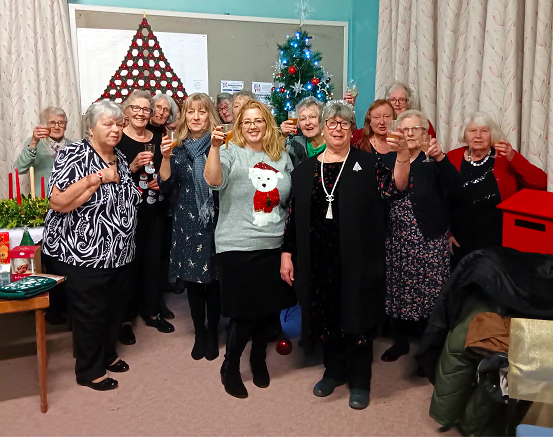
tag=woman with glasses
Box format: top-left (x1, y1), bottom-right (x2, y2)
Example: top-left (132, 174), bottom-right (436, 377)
top-left (216, 93), bottom-right (233, 124)
top-left (158, 93), bottom-right (222, 362)
top-left (117, 90), bottom-right (174, 346)
top-left (15, 106), bottom-right (73, 196)
top-left (281, 100), bottom-right (411, 410)
top-left (380, 110), bottom-right (458, 371)
top-left (386, 81), bottom-right (436, 138)
top-left (149, 93), bottom-right (179, 135)
top-left (205, 100), bottom-right (296, 399)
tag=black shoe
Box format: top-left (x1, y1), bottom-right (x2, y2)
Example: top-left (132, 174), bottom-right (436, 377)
top-left (191, 328), bottom-right (206, 360)
top-left (313, 377), bottom-right (346, 397)
top-left (221, 362), bottom-right (248, 399)
top-left (204, 328), bottom-right (219, 361)
top-left (77, 377), bottom-right (118, 391)
top-left (159, 305), bottom-right (175, 320)
top-left (144, 315), bottom-right (175, 333)
top-left (381, 343), bottom-right (410, 362)
top-left (106, 359), bottom-right (130, 373)
top-left (251, 359), bottom-right (270, 388)
top-left (349, 388), bottom-right (370, 410)
top-left (119, 324), bottom-right (136, 345)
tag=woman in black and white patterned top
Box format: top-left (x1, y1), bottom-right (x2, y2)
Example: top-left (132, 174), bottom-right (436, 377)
top-left (43, 100), bottom-right (140, 392)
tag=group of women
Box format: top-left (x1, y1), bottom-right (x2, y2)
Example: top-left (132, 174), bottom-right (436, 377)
top-left (26, 79), bottom-right (547, 409)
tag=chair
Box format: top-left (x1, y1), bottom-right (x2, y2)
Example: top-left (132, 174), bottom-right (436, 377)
top-left (0, 293), bottom-right (49, 413)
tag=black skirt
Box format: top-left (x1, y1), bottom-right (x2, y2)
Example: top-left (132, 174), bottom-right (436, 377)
top-left (217, 249), bottom-right (296, 320)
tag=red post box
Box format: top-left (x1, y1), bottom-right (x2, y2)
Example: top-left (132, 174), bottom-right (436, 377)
top-left (497, 189), bottom-right (553, 255)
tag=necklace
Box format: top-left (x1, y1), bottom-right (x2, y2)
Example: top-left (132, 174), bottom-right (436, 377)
top-left (107, 157), bottom-right (117, 166)
top-left (320, 149), bottom-right (350, 220)
top-left (468, 148), bottom-right (491, 167)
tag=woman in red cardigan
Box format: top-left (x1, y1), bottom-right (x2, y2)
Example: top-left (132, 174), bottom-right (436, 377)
top-left (447, 111), bottom-right (547, 266)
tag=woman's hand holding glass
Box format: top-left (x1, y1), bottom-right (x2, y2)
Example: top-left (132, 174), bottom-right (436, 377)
top-left (427, 138), bottom-right (445, 162)
top-left (211, 126), bottom-right (226, 148)
top-left (130, 151), bottom-right (153, 173)
top-left (494, 140), bottom-right (515, 161)
top-left (160, 135), bottom-right (173, 159)
top-left (280, 120), bottom-right (297, 136)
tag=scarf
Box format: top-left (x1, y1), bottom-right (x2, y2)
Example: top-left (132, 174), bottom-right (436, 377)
top-left (42, 136), bottom-right (69, 158)
top-left (306, 138), bottom-right (327, 157)
top-left (183, 132), bottom-right (214, 227)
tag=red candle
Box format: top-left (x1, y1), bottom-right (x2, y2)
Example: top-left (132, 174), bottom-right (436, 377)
top-left (15, 168), bottom-right (21, 206)
top-left (41, 177), bottom-right (45, 199)
top-left (8, 172), bottom-right (13, 199)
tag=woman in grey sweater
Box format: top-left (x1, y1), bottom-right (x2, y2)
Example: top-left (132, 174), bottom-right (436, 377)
top-left (204, 100), bottom-right (296, 399)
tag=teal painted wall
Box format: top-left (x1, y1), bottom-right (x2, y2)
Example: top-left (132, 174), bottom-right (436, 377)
top-left (67, 0), bottom-right (379, 124)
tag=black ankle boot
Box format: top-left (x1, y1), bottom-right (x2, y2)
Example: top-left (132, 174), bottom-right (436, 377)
top-left (250, 358), bottom-right (270, 388)
top-left (221, 361), bottom-right (248, 399)
top-left (191, 327), bottom-right (206, 360)
top-left (205, 327), bottom-right (219, 361)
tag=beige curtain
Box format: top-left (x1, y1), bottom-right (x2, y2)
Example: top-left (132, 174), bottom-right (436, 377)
top-left (376, 0), bottom-right (553, 191)
top-left (0, 0), bottom-right (81, 198)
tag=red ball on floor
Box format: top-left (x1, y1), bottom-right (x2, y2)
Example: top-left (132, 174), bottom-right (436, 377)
top-left (276, 339), bottom-right (292, 355)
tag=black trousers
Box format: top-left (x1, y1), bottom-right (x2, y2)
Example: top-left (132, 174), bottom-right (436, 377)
top-left (125, 207), bottom-right (166, 320)
top-left (224, 314), bottom-right (278, 368)
top-left (52, 259), bottom-right (133, 382)
top-left (186, 281), bottom-right (221, 331)
top-left (41, 253), bottom-right (67, 314)
top-left (323, 335), bottom-right (374, 390)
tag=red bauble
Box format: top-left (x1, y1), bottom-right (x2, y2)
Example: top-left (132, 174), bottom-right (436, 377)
top-left (276, 339), bottom-right (293, 355)
top-left (311, 78), bottom-right (320, 85)
top-left (280, 87), bottom-right (286, 93)
top-left (271, 87), bottom-right (276, 91)
top-left (288, 66), bottom-right (297, 75)
top-left (279, 73), bottom-right (283, 77)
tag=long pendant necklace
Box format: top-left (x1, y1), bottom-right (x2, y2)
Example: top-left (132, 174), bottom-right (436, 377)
top-left (320, 149), bottom-right (350, 220)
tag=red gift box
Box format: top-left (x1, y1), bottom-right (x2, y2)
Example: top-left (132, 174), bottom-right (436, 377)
top-left (9, 245), bottom-right (42, 282)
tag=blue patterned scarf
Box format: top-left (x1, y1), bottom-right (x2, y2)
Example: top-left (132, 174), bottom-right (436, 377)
top-left (183, 132), bottom-right (214, 227)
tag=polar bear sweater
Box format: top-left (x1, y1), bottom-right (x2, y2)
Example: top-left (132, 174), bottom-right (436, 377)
top-left (207, 142), bottom-right (293, 254)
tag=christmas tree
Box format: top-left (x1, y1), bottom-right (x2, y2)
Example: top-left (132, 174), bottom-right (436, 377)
top-left (96, 17), bottom-right (187, 106)
top-left (269, 30), bottom-right (334, 125)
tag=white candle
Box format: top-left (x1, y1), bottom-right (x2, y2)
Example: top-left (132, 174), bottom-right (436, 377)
top-left (29, 166), bottom-right (35, 199)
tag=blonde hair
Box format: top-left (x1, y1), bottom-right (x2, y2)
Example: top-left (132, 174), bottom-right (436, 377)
top-left (174, 93), bottom-right (220, 147)
top-left (232, 100), bottom-right (284, 162)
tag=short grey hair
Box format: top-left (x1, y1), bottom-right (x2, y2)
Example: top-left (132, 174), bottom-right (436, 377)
top-left (39, 106), bottom-right (67, 124)
top-left (386, 81), bottom-right (414, 109)
top-left (216, 93), bottom-right (232, 105)
top-left (153, 93), bottom-right (178, 124)
top-left (85, 100), bottom-right (124, 131)
top-left (296, 96), bottom-right (323, 121)
top-left (459, 111), bottom-right (504, 144)
top-left (397, 109), bottom-right (429, 131)
top-left (320, 100), bottom-right (356, 127)
top-left (124, 89), bottom-right (155, 117)
top-left (231, 90), bottom-right (257, 105)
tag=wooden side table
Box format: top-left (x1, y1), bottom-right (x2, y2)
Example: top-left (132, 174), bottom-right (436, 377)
top-left (0, 293), bottom-right (49, 413)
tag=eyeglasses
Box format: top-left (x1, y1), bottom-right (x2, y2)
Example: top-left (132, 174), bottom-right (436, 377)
top-left (129, 105), bottom-right (153, 114)
top-left (389, 98), bottom-right (409, 105)
top-left (402, 126), bottom-right (424, 133)
top-left (48, 121), bottom-right (67, 128)
top-left (155, 106), bottom-right (170, 115)
top-left (325, 119), bottom-right (352, 130)
top-left (242, 119), bottom-right (266, 128)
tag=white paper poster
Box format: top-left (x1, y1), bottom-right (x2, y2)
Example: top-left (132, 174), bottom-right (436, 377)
top-left (221, 80), bottom-right (244, 93)
top-left (252, 82), bottom-right (273, 104)
top-left (76, 28), bottom-right (209, 113)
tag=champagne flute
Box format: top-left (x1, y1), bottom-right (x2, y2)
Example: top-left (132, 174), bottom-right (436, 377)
top-left (169, 131), bottom-right (176, 156)
top-left (420, 133), bottom-right (431, 162)
top-left (288, 110), bottom-right (298, 136)
top-left (221, 124), bottom-right (233, 148)
top-left (144, 143), bottom-right (155, 174)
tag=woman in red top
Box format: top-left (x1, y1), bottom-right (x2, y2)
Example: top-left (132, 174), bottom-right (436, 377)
top-left (447, 111), bottom-right (547, 266)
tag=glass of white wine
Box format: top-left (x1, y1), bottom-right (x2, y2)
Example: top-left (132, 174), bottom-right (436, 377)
top-left (346, 79), bottom-right (359, 98)
top-left (144, 143), bottom-right (155, 173)
top-left (387, 120), bottom-right (401, 142)
top-left (420, 133), bottom-right (431, 162)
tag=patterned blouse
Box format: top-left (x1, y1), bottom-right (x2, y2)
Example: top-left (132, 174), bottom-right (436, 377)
top-left (42, 139), bottom-right (141, 269)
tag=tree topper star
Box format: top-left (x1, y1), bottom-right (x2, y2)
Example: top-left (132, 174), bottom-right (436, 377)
top-left (295, 0), bottom-right (314, 27)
